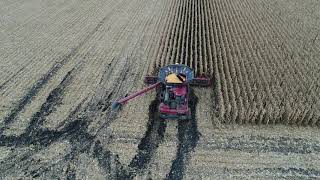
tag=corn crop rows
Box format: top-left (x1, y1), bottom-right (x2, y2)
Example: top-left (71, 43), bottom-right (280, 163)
top-left (148, 0), bottom-right (320, 126)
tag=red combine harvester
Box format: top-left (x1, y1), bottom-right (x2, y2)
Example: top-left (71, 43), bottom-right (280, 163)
top-left (111, 64), bottom-right (210, 120)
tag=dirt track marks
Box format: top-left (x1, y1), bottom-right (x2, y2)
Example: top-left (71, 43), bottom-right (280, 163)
top-left (0, 0), bottom-right (171, 178)
top-left (1, 44), bottom-right (82, 126)
top-left (128, 100), bottom-right (167, 173)
top-left (0, 0), bottom-right (123, 124)
top-left (136, 120), bottom-right (178, 179)
top-left (167, 90), bottom-right (200, 180)
top-left (109, 90), bottom-right (199, 180)
top-left (115, 100), bottom-right (168, 179)
top-left (0, 0), bottom-right (127, 134)
top-left (1, 0), bottom-right (156, 135)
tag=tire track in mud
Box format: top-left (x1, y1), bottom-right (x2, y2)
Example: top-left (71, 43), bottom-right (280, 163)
top-left (0, 94), bottom-right (125, 178)
top-left (166, 90), bottom-right (200, 180)
top-left (0, 1), bottom-right (146, 175)
top-left (0, 122), bottom-right (123, 178)
top-left (75, 0), bottom-right (150, 122)
top-left (0, 116), bottom-right (88, 148)
top-left (92, 140), bottom-right (127, 179)
top-left (128, 100), bottom-right (167, 172)
top-left (117, 89), bottom-right (199, 180)
top-left (23, 68), bottom-right (77, 136)
top-left (1, 0), bottom-right (133, 134)
top-left (78, 5), bottom-right (168, 176)
top-left (90, 1), bottom-right (182, 178)
top-left (117, 100), bottom-right (167, 179)
top-left (91, 0), bottom-right (155, 134)
top-left (1, 0), bottom-right (137, 133)
top-left (134, 120), bottom-right (178, 179)
top-left (1, 13), bottom-right (110, 127)
top-left (65, 0), bottom-right (170, 176)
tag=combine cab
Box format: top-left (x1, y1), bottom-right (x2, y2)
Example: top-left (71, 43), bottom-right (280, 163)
top-left (112, 64), bottom-right (210, 120)
top-left (156, 64), bottom-right (193, 120)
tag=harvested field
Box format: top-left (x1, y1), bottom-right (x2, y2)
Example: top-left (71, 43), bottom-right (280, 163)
top-left (1, 0), bottom-right (320, 179)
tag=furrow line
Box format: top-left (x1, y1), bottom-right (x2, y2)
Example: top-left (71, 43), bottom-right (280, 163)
top-left (166, 0), bottom-right (183, 66)
top-left (147, 0), bottom-right (174, 74)
top-left (207, 0), bottom-right (226, 121)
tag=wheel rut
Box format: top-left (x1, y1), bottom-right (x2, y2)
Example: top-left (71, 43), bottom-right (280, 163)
top-left (1, 11), bottom-right (111, 127)
top-left (118, 99), bottom-right (167, 179)
top-left (128, 100), bottom-right (167, 172)
top-left (115, 89), bottom-right (199, 180)
top-left (166, 89), bottom-right (200, 180)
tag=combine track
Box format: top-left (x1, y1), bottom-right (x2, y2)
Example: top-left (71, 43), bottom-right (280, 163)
top-left (1, 0), bottom-right (320, 179)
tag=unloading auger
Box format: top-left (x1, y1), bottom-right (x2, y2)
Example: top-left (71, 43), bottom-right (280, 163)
top-left (112, 64), bottom-right (210, 120)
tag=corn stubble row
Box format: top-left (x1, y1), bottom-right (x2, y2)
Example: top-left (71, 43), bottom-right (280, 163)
top-left (148, 0), bottom-right (320, 126)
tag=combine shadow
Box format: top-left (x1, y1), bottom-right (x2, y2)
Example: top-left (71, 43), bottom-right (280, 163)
top-left (120, 99), bottom-right (167, 179)
top-left (121, 89), bottom-right (199, 180)
top-left (166, 89), bottom-right (200, 180)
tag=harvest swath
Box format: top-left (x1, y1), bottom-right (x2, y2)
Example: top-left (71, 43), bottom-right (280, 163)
top-left (0, 0), bottom-right (320, 179)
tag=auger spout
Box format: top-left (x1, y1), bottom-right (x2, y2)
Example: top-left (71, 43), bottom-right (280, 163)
top-left (111, 82), bottom-right (161, 110)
